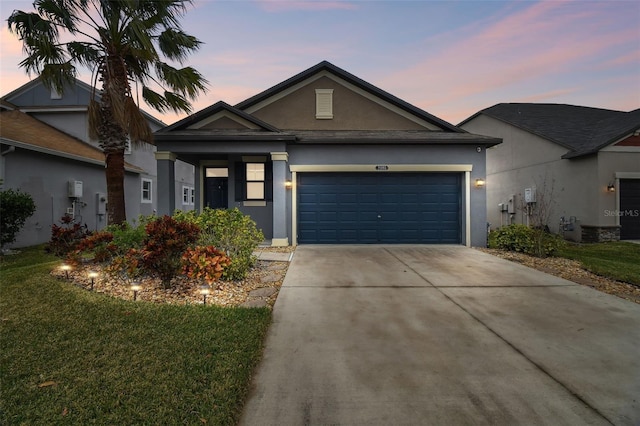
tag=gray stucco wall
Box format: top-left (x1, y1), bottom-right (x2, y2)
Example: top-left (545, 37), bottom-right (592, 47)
top-left (461, 114), bottom-right (640, 240)
top-left (2, 147), bottom-right (140, 248)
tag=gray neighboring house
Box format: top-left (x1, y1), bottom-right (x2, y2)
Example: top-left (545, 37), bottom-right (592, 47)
top-left (1, 77), bottom-right (196, 247)
top-left (459, 103), bottom-right (640, 242)
top-left (0, 104), bottom-right (144, 247)
top-left (155, 61), bottom-right (501, 247)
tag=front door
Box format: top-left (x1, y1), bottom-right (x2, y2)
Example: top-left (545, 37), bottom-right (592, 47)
top-left (205, 167), bottom-right (229, 209)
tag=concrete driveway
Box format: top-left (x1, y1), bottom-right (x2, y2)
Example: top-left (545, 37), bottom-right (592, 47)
top-left (240, 245), bottom-right (640, 425)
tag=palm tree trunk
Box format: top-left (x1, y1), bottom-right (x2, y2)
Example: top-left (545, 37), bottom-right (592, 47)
top-left (105, 150), bottom-right (126, 225)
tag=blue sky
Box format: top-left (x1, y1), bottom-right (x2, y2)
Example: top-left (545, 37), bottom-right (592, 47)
top-left (1, 0), bottom-right (638, 125)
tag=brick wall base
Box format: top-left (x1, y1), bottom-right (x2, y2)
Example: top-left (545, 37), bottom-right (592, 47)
top-left (581, 225), bottom-right (621, 243)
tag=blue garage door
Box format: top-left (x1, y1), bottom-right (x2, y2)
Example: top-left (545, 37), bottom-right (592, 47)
top-left (298, 172), bottom-right (461, 244)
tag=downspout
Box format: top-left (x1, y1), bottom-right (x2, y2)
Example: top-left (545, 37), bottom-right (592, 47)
top-left (0, 145), bottom-right (16, 187)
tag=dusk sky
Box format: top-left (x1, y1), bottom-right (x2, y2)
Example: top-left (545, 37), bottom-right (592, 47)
top-left (1, 0), bottom-right (638, 126)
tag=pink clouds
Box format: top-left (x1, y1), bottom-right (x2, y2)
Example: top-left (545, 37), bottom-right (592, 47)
top-left (379, 1), bottom-right (639, 122)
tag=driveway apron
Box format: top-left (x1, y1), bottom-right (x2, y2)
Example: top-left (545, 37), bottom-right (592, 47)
top-left (239, 245), bottom-right (640, 426)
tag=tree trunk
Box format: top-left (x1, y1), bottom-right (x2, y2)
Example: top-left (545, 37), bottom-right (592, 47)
top-left (105, 150), bottom-right (126, 225)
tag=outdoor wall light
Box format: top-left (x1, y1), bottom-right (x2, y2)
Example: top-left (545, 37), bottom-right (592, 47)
top-left (475, 178), bottom-right (486, 188)
top-left (130, 283), bottom-right (142, 301)
top-left (60, 264), bottom-right (72, 279)
top-left (607, 183), bottom-right (616, 193)
top-left (284, 180), bottom-right (293, 189)
top-left (199, 285), bottom-right (211, 305)
top-left (88, 271), bottom-right (99, 291)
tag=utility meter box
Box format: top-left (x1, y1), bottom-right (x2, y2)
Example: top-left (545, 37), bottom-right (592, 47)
top-left (524, 187), bottom-right (537, 203)
top-left (96, 192), bottom-right (107, 215)
top-left (68, 180), bottom-right (83, 198)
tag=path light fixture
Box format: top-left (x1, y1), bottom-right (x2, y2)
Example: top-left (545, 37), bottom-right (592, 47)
top-left (130, 282), bottom-right (142, 301)
top-left (60, 264), bottom-right (72, 279)
top-left (88, 271), bottom-right (99, 291)
top-left (199, 285), bottom-right (211, 305)
top-left (475, 178), bottom-right (486, 188)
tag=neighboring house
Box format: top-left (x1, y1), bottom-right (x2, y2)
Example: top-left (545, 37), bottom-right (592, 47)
top-left (459, 103), bottom-right (640, 242)
top-left (1, 77), bottom-right (196, 221)
top-left (154, 61), bottom-right (501, 246)
top-left (0, 106), bottom-right (144, 247)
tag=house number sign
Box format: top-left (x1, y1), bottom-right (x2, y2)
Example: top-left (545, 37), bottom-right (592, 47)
top-left (376, 165), bottom-right (389, 171)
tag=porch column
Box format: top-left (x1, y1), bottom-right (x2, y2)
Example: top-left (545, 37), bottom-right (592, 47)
top-left (271, 152), bottom-right (289, 246)
top-left (155, 151), bottom-right (176, 216)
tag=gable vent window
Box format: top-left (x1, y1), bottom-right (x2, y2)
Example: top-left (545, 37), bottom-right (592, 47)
top-left (50, 87), bottom-right (62, 100)
top-left (315, 89), bottom-right (334, 119)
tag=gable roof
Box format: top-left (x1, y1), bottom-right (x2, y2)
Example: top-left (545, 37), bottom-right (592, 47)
top-left (160, 101), bottom-right (283, 132)
top-left (1, 76), bottom-right (165, 128)
top-left (235, 60), bottom-right (463, 133)
top-left (460, 103), bottom-right (640, 158)
top-left (0, 109), bottom-right (143, 172)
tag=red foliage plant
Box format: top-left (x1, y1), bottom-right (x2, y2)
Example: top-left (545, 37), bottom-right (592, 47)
top-left (181, 246), bottom-right (231, 288)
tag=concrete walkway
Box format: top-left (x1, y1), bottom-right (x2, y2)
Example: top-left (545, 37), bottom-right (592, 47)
top-left (240, 245), bottom-right (640, 426)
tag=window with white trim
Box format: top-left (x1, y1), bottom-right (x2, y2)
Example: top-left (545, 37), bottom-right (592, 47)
top-left (190, 187), bottom-right (195, 205)
top-left (182, 186), bottom-right (190, 205)
top-left (124, 138), bottom-right (132, 154)
top-left (141, 178), bottom-right (152, 203)
top-left (246, 163), bottom-right (265, 200)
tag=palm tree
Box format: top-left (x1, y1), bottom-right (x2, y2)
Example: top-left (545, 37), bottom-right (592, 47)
top-left (8, 0), bottom-right (207, 224)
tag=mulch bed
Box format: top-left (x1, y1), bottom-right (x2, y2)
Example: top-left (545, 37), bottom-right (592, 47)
top-left (477, 248), bottom-right (640, 304)
top-left (51, 247), bottom-right (295, 307)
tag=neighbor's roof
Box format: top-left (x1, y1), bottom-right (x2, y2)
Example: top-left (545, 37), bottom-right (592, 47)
top-left (460, 103), bottom-right (640, 158)
top-left (0, 109), bottom-right (143, 172)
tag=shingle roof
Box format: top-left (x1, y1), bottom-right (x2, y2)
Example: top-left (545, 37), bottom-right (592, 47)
top-left (460, 103), bottom-right (640, 158)
top-left (0, 109), bottom-right (143, 172)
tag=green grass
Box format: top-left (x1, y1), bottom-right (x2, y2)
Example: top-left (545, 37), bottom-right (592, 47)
top-left (1, 246), bottom-right (271, 425)
top-left (557, 241), bottom-right (640, 286)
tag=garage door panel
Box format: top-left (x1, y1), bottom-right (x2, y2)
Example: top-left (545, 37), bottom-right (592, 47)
top-left (298, 172), bottom-right (461, 244)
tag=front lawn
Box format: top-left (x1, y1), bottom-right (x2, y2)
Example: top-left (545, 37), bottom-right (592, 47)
top-left (0, 246), bottom-right (271, 424)
top-left (557, 241), bottom-right (640, 286)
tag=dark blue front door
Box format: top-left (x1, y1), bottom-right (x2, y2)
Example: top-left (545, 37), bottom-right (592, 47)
top-left (298, 172), bottom-right (461, 244)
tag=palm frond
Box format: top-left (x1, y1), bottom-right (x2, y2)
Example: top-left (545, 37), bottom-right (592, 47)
top-left (87, 98), bottom-right (102, 140)
top-left (141, 86), bottom-right (170, 112)
top-left (35, 0), bottom-right (80, 33)
top-left (155, 62), bottom-right (208, 99)
top-left (124, 97), bottom-right (153, 145)
top-left (157, 28), bottom-right (201, 63)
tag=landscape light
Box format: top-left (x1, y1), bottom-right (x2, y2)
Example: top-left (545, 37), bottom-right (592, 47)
top-left (88, 271), bottom-right (99, 291)
top-left (60, 264), bottom-right (72, 279)
top-left (199, 285), bottom-right (211, 305)
top-left (130, 283), bottom-right (142, 301)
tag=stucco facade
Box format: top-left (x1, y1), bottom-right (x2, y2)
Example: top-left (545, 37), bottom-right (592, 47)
top-left (460, 104), bottom-right (640, 241)
top-left (155, 61), bottom-right (500, 247)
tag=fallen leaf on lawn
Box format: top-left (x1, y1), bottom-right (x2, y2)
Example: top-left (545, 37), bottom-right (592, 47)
top-left (200, 418), bottom-right (207, 423)
top-left (38, 381), bottom-right (57, 388)
top-left (62, 407), bottom-right (68, 416)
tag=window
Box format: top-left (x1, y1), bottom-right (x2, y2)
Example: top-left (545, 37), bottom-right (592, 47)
top-left (182, 186), bottom-right (195, 205)
top-left (246, 163), bottom-right (265, 200)
top-left (315, 89), bottom-right (333, 119)
top-left (141, 178), bottom-right (152, 203)
top-left (182, 186), bottom-right (190, 205)
top-left (124, 138), bottom-right (132, 155)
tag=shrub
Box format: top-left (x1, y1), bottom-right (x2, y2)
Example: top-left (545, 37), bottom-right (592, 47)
top-left (175, 208), bottom-right (264, 280)
top-left (490, 224), bottom-right (563, 257)
top-left (181, 246), bottom-right (231, 288)
top-left (141, 215), bottom-right (200, 289)
top-left (107, 221), bottom-right (146, 253)
top-left (106, 248), bottom-right (144, 284)
top-left (68, 230), bottom-right (115, 266)
top-left (47, 215), bottom-right (92, 257)
top-left (0, 189), bottom-right (36, 247)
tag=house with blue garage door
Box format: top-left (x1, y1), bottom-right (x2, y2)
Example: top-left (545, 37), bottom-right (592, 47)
top-left (154, 61), bottom-right (501, 246)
